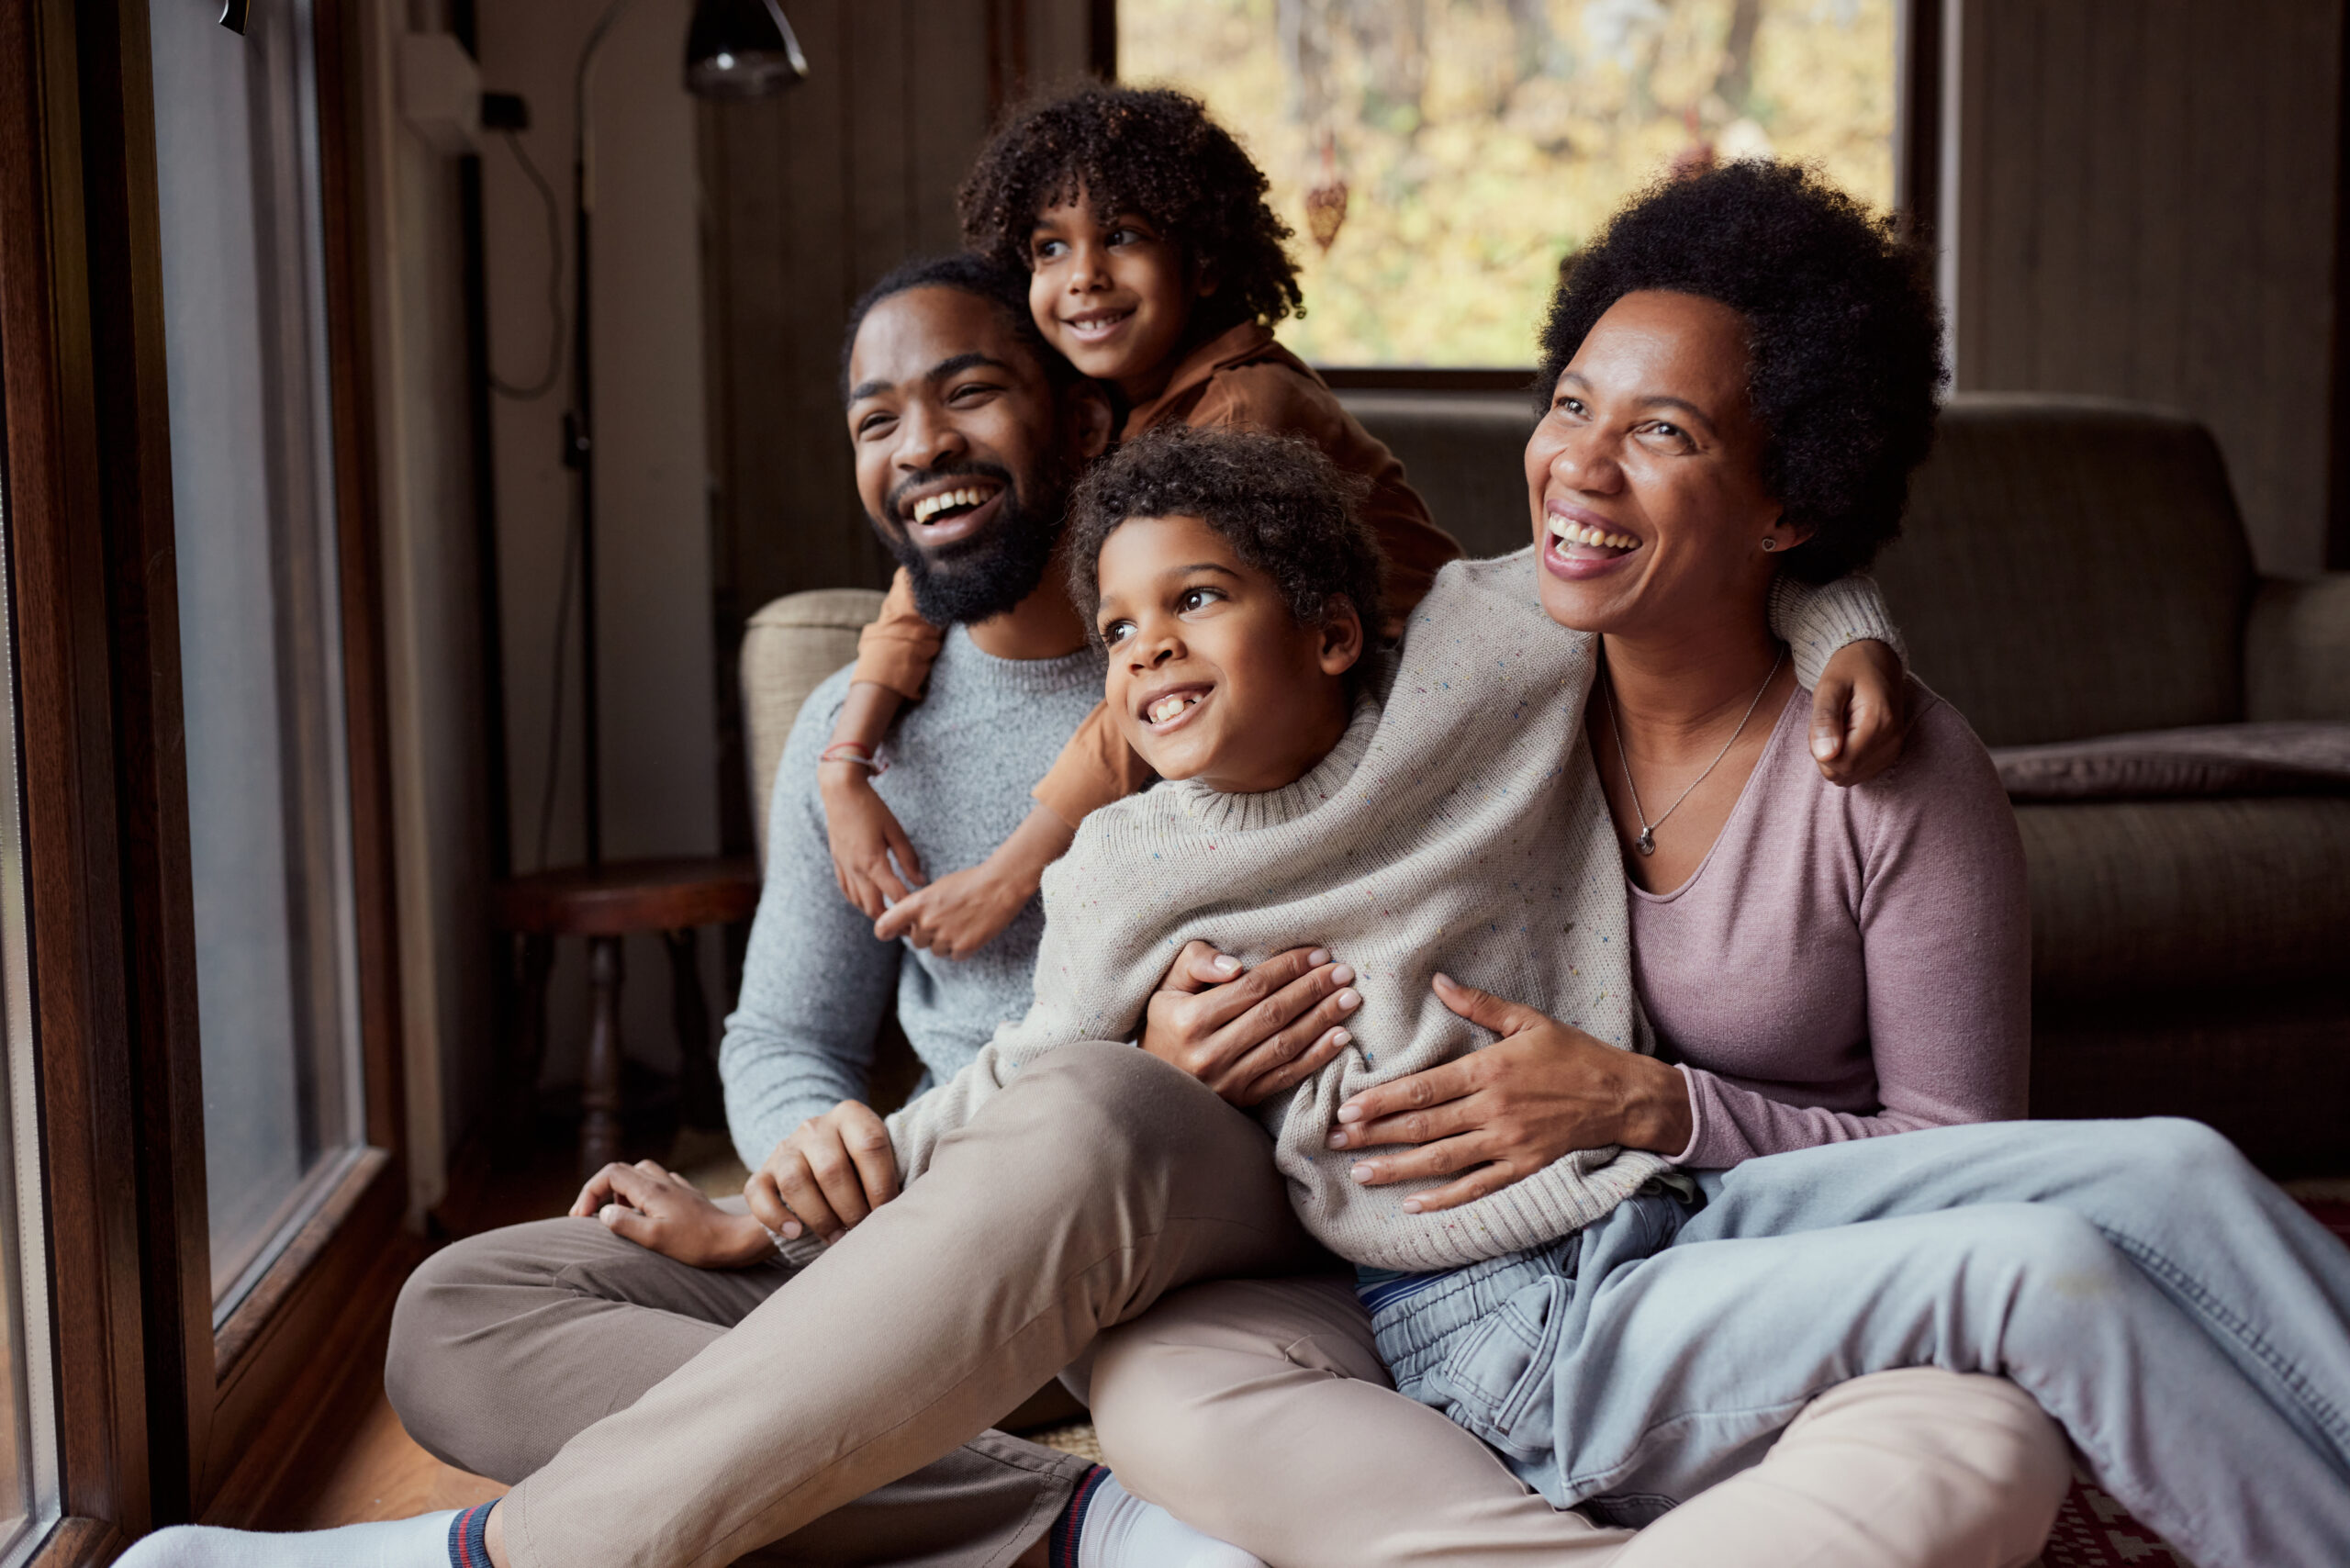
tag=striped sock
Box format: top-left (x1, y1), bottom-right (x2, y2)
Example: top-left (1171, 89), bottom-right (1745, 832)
top-left (447, 1502), bottom-right (495, 1568)
top-left (1049, 1467), bottom-right (1264, 1568)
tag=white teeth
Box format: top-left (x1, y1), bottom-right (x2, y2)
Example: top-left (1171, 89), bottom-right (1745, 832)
top-left (1549, 519), bottom-right (1638, 551)
top-left (1147, 694), bottom-right (1201, 725)
top-left (912, 487), bottom-right (991, 525)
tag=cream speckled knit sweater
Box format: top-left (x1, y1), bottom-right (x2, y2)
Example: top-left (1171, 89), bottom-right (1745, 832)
top-left (883, 551), bottom-right (1898, 1271)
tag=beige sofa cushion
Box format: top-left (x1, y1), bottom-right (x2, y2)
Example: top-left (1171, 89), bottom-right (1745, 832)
top-left (740, 588), bottom-right (886, 866)
top-left (1879, 394), bottom-right (2255, 747)
top-left (2017, 796), bottom-right (2350, 1000)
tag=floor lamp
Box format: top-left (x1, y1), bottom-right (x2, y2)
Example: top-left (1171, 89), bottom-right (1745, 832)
top-left (492, 0), bottom-right (806, 1175)
top-left (569, 0), bottom-right (808, 866)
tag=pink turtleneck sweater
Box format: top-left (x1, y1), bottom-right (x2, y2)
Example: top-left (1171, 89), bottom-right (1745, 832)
top-left (1631, 680), bottom-right (2031, 1171)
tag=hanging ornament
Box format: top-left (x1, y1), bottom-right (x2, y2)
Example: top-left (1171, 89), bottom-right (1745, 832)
top-left (1304, 132), bottom-right (1349, 253)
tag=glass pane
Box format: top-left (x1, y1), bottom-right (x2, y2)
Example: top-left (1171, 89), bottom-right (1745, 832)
top-left (0, 284), bottom-right (64, 1563)
top-left (1120, 0), bottom-right (1897, 364)
top-left (147, 0), bottom-right (367, 1316)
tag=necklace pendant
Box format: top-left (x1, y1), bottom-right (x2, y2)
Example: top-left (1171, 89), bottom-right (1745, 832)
top-left (1635, 827), bottom-right (1655, 857)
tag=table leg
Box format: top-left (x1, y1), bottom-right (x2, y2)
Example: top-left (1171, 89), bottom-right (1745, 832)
top-left (500, 932), bottom-right (556, 1169)
top-left (664, 927), bottom-right (722, 1130)
top-left (582, 935), bottom-right (625, 1174)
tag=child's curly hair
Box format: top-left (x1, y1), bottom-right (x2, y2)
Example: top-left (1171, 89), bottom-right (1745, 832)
top-left (1539, 161), bottom-right (1946, 584)
top-left (958, 84), bottom-right (1304, 336)
top-left (1068, 426), bottom-right (1382, 649)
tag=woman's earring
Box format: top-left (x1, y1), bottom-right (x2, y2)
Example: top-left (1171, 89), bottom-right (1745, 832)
top-left (1760, 537), bottom-right (1778, 553)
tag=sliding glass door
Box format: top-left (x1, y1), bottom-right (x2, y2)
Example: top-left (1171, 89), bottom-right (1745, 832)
top-left (147, 0), bottom-right (367, 1318)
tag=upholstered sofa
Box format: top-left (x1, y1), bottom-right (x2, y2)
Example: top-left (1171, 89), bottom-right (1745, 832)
top-left (740, 391), bottom-right (2350, 1175)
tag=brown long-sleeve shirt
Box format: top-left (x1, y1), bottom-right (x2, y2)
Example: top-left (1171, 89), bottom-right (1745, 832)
top-left (853, 320), bottom-right (1462, 825)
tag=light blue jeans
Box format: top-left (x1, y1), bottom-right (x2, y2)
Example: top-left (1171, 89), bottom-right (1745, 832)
top-left (1363, 1118), bottom-right (2350, 1568)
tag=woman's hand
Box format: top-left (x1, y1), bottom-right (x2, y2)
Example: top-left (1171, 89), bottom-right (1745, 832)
top-left (1809, 639), bottom-right (1910, 786)
top-left (569, 1159), bottom-right (776, 1268)
top-left (1141, 940), bottom-right (1362, 1106)
top-left (744, 1101), bottom-right (900, 1246)
top-left (821, 767), bottom-right (925, 917)
top-left (1328, 975), bottom-right (1694, 1213)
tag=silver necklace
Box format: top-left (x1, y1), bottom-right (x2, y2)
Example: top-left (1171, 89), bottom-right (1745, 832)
top-left (1602, 645), bottom-right (1785, 857)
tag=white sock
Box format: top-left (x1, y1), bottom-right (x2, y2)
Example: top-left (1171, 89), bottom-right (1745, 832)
top-left (114, 1509), bottom-right (464, 1568)
top-left (1073, 1471), bottom-right (1264, 1568)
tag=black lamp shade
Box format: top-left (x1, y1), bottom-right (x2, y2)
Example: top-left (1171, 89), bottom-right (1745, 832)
top-left (685, 0), bottom-right (810, 99)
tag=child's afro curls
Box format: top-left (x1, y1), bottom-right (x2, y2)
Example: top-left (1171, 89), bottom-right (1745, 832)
top-left (958, 84), bottom-right (1304, 336)
top-left (1539, 160), bottom-right (1946, 584)
top-left (1069, 425), bottom-right (1382, 642)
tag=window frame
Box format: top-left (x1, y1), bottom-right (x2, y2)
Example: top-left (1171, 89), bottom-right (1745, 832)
top-left (1099, 0), bottom-right (1947, 393)
top-left (0, 0), bottom-right (411, 1552)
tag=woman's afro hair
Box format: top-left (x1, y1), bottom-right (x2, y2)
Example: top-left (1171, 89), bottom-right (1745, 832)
top-left (1068, 425), bottom-right (1382, 644)
top-left (958, 84), bottom-right (1304, 337)
top-left (1539, 161), bottom-right (1946, 583)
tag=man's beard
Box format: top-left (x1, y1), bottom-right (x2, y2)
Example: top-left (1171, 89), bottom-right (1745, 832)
top-left (877, 461), bottom-right (1069, 628)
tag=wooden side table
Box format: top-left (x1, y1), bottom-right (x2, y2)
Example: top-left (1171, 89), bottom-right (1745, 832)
top-left (492, 856), bottom-right (761, 1173)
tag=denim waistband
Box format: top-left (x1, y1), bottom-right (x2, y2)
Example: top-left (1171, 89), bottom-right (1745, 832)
top-left (1359, 1238), bottom-right (1575, 1388)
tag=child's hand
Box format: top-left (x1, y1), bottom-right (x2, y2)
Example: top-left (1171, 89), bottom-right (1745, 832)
top-left (820, 766), bottom-right (925, 917)
top-left (1810, 639), bottom-right (1911, 786)
top-left (873, 862), bottom-right (1031, 958)
top-left (872, 803), bottom-right (1079, 959)
top-left (569, 1159), bottom-right (775, 1268)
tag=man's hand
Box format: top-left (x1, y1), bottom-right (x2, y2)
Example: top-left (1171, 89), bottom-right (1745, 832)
top-left (1810, 639), bottom-right (1911, 786)
top-left (821, 767), bottom-right (925, 918)
top-left (1140, 941), bottom-right (1362, 1106)
top-left (568, 1159), bottom-right (775, 1267)
top-left (744, 1100), bottom-right (900, 1246)
top-left (1326, 974), bottom-right (1692, 1212)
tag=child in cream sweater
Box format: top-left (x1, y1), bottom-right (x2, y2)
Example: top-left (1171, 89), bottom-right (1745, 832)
top-left (867, 423), bottom-right (1897, 1271)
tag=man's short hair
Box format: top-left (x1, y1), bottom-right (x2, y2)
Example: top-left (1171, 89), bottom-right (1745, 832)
top-left (838, 252), bottom-right (1075, 400)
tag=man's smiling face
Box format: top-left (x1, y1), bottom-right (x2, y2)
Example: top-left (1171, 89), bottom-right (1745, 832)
top-left (845, 286), bottom-right (1089, 626)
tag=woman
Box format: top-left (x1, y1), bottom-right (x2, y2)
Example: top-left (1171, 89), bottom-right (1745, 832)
top-left (1089, 162), bottom-right (2350, 1568)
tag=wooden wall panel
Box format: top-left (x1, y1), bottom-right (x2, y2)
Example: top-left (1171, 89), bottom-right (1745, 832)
top-left (700, 0), bottom-right (1095, 626)
top-left (1949, 0), bottom-right (2344, 573)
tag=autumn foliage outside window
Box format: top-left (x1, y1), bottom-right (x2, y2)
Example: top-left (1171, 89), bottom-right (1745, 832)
top-left (1120, 0), bottom-right (1897, 366)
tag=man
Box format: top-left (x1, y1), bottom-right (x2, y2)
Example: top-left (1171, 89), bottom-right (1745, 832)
top-left (121, 255), bottom-right (1352, 1568)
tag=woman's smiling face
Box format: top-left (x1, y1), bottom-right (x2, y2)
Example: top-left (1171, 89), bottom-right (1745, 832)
top-left (1094, 513), bottom-right (1360, 794)
top-left (1526, 288), bottom-right (1802, 637)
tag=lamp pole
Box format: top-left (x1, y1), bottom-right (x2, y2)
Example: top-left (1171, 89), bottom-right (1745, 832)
top-left (561, 0), bottom-right (806, 870)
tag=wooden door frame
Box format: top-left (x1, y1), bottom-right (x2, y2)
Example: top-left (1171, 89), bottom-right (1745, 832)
top-left (0, 0), bottom-right (412, 1552)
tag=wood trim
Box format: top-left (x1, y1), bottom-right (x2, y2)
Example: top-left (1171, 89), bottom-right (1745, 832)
top-left (0, 0), bottom-right (158, 1538)
top-left (201, 1216), bottom-right (422, 1530)
top-left (1896, 0), bottom-right (1945, 242)
top-left (1088, 0), bottom-right (1115, 79)
top-left (60, 0), bottom-right (215, 1522)
top-left (1317, 366), bottom-right (1539, 393)
top-left (2332, 0), bottom-right (2350, 572)
top-left (22, 1518), bottom-right (121, 1568)
top-left (203, 1151), bottom-right (409, 1513)
top-left (315, 0), bottom-right (408, 1175)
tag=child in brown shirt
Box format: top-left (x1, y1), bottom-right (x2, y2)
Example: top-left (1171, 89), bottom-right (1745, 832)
top-left (822, 85), bottom-right (1461, 957)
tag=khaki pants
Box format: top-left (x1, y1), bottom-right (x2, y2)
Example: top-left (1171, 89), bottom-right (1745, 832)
top-left (1090, 1275), bottom-right (2072, 1568)
top-left (389, 1044), bottom-right (1318, 1568)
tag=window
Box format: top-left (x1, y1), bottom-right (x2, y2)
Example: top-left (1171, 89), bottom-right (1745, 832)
top-left (1119, 0), bottom-right (1898, 367)
top-left (147, 0), bottom-right (369, 1319)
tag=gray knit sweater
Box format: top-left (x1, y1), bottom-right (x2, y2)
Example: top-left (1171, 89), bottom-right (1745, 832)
top-left (719, 627), bottom-right (1105, 1170)
top-left (885, 552), bottom-right (1901, 1271)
